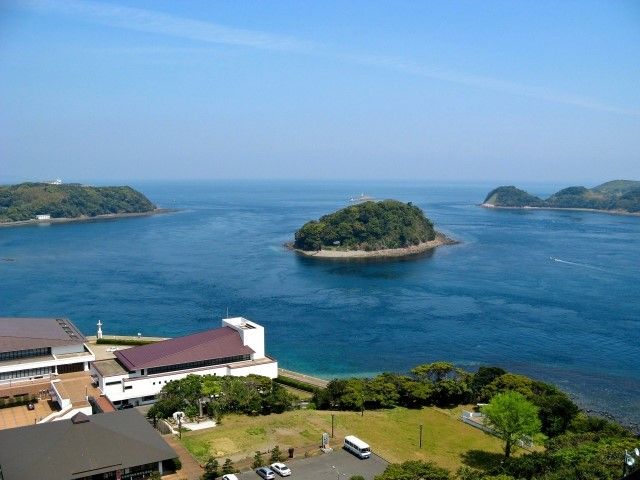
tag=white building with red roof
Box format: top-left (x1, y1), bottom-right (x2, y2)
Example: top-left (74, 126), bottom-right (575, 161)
top-left (91, 317), bottom-right (278, 407)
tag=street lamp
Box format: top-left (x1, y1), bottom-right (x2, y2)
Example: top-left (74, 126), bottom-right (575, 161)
top-left (176, 412), bottom-right (183, 439)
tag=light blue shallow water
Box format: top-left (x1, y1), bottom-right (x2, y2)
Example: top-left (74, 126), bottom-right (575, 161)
top-left (1, 181), bottom-right (638, 427)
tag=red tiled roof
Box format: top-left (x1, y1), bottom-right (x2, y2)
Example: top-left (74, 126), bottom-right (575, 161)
top-left (95, 395), bottom-right (116, 413)
top-left (114, 327), bottom-right (254, 370)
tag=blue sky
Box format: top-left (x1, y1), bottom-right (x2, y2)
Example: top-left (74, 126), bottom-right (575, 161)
top-left (1, 0), bottom-right (639, 183)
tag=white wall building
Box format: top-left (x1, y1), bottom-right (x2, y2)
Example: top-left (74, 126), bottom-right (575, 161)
top-left (91, 317), bottom-right (278, 407)
top-left (0, 317), bottom-right (95, 385)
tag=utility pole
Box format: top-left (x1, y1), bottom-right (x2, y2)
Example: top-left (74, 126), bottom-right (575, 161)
top-left (331, 414), bottom-right (335, 438)
top-left (419, 424), bottom-right (423, 448)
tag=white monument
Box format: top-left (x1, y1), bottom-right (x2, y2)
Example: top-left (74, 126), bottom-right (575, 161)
top-left (96, 319), bottom-right (103, 339)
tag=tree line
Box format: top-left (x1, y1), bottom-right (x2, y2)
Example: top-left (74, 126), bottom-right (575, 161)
top-left (313, 362), bottom-right (579, 439)
top-left (147, 374), bottom-right (299, 421)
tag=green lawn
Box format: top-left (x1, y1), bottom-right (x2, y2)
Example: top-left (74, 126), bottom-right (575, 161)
top-left (181, 406), bottom-right (506, 471)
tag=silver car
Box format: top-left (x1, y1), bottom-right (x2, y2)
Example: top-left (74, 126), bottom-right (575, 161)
top-left (256, 467), bottom-right (276, 480)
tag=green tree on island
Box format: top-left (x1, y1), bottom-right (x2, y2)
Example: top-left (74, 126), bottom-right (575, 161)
top-left (293, 200), bottom-right (436, 251)
top-left (482, 391), bottom-right (541, 458)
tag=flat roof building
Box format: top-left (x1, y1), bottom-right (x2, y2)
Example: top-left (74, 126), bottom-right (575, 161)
top-left (92, 317), bottom-right (277, 407)
top-left (0, 317), bottom-right (95, 385)
top-left (0, 409), bottom-right (178, 479)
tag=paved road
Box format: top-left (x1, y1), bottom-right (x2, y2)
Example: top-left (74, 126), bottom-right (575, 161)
top-left (236, 449), bottom-right (387, 480)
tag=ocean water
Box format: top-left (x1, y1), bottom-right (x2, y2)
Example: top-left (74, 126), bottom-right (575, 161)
top-left (1, 181), bottom-right (639, 428)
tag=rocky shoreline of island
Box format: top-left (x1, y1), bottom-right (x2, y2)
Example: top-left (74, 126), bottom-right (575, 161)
top-left (481, 203), bottom-right (640, 217)
top-left (0, 208), bottom-right (174, 228)
top-left (288, 231), bottom-right (458, 259)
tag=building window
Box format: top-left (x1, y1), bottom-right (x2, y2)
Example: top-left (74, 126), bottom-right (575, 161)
top-left (0, 366), bottom-right (53, 381)
top-left (105, 381), bottom-right (121, 386)
top-left (0, 347), bottom-right (52, 362)
top-left (124, 385), bottom-right (133, 390)
top-left (147, 354), bottom-right (251, 375)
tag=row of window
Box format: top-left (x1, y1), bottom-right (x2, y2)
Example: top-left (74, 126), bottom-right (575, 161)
top-left (147, 354), bottom-right (251, 375)
top-left (75, 462), bottom-right (159, 480)
top-left (0, 347), bottom-right (51, 362)
top-left (0, 366), bottom-right (53, 381)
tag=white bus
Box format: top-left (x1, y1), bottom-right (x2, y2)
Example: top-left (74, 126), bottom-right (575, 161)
top-left (343, 435), bottom-right (371, 459)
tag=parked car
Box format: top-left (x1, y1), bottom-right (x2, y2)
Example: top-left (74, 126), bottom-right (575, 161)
top-left (222, 475), bottom-right (239, 480)
top-left (256, 467), bottom-right (276, 479)
top-left (270, 462), bottom-right (291, 476)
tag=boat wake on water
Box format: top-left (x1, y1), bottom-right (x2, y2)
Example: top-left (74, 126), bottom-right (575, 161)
top-left (549, 257), bottom-right (608, 272)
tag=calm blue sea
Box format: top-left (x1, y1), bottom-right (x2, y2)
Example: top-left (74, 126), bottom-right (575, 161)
top-left (1, 181), bottom-right (638, 428)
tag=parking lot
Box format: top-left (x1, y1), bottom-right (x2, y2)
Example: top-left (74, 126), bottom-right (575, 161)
top-left (234, 448), bottom-right (388, 480)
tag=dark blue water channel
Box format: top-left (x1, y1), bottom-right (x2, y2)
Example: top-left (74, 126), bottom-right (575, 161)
top-left (1, 181), bottom-right (638, 427)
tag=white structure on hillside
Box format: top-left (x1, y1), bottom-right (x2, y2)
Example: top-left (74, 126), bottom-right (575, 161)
top-left (35, 214), bottom-right (51, 220)
top-left (91, 317), bottom-right (278, 407)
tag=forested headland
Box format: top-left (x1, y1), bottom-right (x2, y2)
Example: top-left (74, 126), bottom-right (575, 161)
top-left (0, 182), bottom-right (157, 223)
top-left (483, 180), bottom-right (640, 213)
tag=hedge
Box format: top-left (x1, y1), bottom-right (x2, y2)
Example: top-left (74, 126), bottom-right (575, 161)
top-left (96, 338), bottom-right (157, 346)
top-left (0, 394), bottom-right (38, 409)
top-left (275, 375), bottom-right (322, 393)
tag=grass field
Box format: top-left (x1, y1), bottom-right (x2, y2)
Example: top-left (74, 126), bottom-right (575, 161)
top-left (180, 406), bottom-right (506, 472)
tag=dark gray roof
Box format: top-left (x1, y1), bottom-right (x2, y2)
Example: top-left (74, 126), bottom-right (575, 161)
top-left (0, 317), bottom-right (86, 353)
top-left (115, 326), bottom-right (254, 370)
top-left (92, 358), bottom-right (128, 377)
top-left (0, 410), bottom-right (176, 480)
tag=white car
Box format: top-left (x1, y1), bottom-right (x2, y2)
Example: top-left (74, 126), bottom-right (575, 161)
top-left (270, 463), bottom-right (291, 477)
top-left (222, 475), bottom-right (239, 480)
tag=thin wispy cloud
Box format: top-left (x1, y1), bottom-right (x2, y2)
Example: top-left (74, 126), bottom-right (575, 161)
top-left (22, 0), bottom-right (315, 52)
top-left (20, 0), bottom-right (640, 117)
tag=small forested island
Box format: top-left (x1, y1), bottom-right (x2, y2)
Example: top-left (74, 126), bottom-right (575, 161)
top-left (0, 182), bottom-right (160, 225)
top-left (483, 180), bottom-right (640, 214)
top-left (291, 199), bottom-right (456, 258)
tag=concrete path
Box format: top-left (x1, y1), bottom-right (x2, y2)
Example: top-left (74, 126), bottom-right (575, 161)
top-left (278, 368), bottom-right (329, 388)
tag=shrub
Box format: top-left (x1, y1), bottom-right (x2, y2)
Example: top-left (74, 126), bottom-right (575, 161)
top-left (222, 458), bottom-right (236, 475)
top-left (252, 451), bottom-right (264, 469)
top-left (270, 445), bottom-right (284, 463)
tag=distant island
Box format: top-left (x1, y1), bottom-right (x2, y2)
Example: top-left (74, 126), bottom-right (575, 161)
top-left (0, 182), bottom-right (161, 225)
top-left (483, 180), bottom-right (640, 215)
top-left (291, 199), bottom-right (456, 258)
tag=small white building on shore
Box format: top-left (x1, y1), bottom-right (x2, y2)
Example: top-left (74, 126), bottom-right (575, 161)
top-left (35, 214), bottom-right (51, 220)
top-left (91, 317), bottom-right (278, 407)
